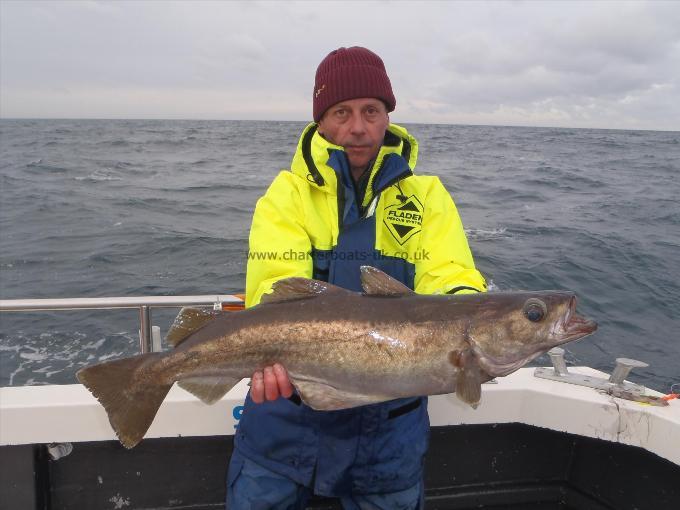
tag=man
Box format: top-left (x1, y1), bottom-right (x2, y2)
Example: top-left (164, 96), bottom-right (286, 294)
top-left (227, 47), bottom-right (486, 509)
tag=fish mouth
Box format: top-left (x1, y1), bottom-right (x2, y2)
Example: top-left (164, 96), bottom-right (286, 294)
top-left (560, 296), bottom-right (597, 342)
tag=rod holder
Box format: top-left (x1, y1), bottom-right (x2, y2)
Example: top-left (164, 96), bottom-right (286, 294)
top-left (608, 358), bottom-right (649, 385)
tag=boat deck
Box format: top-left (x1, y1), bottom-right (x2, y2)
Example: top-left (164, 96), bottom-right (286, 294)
top-left (2, 367), bottom-right (679, 508)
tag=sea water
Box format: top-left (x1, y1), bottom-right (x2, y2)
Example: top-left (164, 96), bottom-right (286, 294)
top-left (1, 119), bottom-right (678, 391)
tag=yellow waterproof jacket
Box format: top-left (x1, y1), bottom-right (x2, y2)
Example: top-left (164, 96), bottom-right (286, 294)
top-left (246, 122), bottom-right (485, 307)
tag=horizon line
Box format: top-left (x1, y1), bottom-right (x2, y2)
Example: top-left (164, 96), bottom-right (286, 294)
top-left (0, 116), bottom-right (677, 134)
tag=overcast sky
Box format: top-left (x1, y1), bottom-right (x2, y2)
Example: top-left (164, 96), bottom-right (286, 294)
top-left (1, 0), bottom-right (679, 130)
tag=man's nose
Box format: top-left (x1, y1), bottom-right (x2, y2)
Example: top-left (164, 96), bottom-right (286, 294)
top-left (348, 113), bottom-right (367, 136)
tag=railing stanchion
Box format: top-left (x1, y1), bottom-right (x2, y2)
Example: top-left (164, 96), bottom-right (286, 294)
top-left (139, 305), bottom-right (153, 353)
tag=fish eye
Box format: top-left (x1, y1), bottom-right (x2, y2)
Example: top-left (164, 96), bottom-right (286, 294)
top-left (523, 298), bottom-right (547, 322)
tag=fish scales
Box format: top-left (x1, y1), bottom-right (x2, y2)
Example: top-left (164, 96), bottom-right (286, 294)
top-left (174, 296), bottom-right (447, 378)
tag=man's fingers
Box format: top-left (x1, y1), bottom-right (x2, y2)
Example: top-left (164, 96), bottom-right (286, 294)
top-left (263, 366), bottom-right (280, 401)
top-left (274, 363), bottom-right (294, 398)
top-left (250, 371), bottom-right (264, 404)
top-left (251, 365), bottom-right (292, 404)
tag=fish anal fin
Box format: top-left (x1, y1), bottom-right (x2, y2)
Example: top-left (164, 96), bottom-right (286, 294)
top-left (178, 376), bottom-right (241, 405)
top-left (453, 349), bottom-right (482, 409)
top-left (360, 266), bottom-right (415, 296)
top-left (292, 378), bottom-right (387, 411)
top-left (261, 277), bottom-right (350, 304)
top-left (77, 353), bottom-right (170, 449)
top-left (166, 307), bottom-right (219, 347)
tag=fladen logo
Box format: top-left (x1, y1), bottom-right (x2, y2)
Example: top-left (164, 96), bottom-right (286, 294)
top-left (383, 195), bottom-right (423, 245)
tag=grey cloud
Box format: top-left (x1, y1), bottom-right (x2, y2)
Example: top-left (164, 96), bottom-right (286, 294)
top-left (427, 2), bottom-right (680, 129)
top-left (545, 4), bottom-right (680, 65)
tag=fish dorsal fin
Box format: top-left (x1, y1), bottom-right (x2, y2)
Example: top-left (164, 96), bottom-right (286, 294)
top-left (360, 266), bottom-right (415, 296)
top-left (166, 307), bottom-right (218, 347)
top-left (260, 277), bottom-right (349, 304)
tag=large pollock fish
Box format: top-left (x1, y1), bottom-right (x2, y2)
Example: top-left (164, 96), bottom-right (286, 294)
top-left (77, 266), bottom-right (597, 448)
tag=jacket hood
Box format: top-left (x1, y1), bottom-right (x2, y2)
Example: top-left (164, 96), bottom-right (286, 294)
top-left (290, 122), bottom-right (419, 196)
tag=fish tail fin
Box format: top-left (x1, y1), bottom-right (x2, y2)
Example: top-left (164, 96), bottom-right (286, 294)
top-left (77, 353), bottom-right (171, 448)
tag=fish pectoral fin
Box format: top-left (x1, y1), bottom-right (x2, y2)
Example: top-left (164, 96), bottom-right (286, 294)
top-left (166, 307), bottom-right (219, 347)
top-left (359, 266), bottom-right (416, 296)
top-left (293, 379), bottom-right (387, 411)
top-left (453, 349), bottom-right (483, 409)
top-left (178, 376), bottom-right (241, 404)
top-left (261, 277), bottom-right (350, 304)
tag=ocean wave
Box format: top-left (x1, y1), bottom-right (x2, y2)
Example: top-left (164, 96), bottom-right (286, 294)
top-left (0, 330), bottom-right (138, 386)
top-left (485, 279), bottom-right (500, 292)
top-left (148, 138), bottom-right (192, 146)
top-left (489, 188), bottom-right (548, 202)
top-left (25, 159), bottom-right (68, 173)
top-left (74, 170), bottom-right (123, 182)
top-left (179, 183), bottom-right (264, 192)
top-left (191, 158), bottom-right (219, 166)
top-left (465, 227), bottom-right (510, 241)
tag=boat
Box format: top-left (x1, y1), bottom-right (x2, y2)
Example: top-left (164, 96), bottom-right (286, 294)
top-left (1, 295), bottom-right (679, 509)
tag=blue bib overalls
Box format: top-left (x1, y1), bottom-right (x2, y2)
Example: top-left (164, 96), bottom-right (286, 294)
top-left (228, 148), bottom-right (428, 503)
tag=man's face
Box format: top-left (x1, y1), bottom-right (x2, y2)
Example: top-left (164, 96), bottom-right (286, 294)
top-left (318, 98), bottom-right (389, 172)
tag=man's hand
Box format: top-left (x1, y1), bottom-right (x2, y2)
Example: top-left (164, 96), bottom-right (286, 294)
top-left (250, 363), bottom-right (294, 403)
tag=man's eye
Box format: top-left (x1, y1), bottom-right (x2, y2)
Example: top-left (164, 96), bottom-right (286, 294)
top-left (335, 109), bottom-right (347, 117)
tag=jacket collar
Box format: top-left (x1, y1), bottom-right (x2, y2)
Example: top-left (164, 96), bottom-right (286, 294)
top-left (290, 122), bottom-right (419, 206)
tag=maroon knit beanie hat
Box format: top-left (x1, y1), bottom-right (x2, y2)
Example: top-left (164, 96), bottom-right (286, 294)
top-left (313, 46), bottom-right (396, 122)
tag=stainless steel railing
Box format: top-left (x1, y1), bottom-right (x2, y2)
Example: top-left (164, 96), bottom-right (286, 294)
top-left (0, 295), bottom-right (245, 353)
